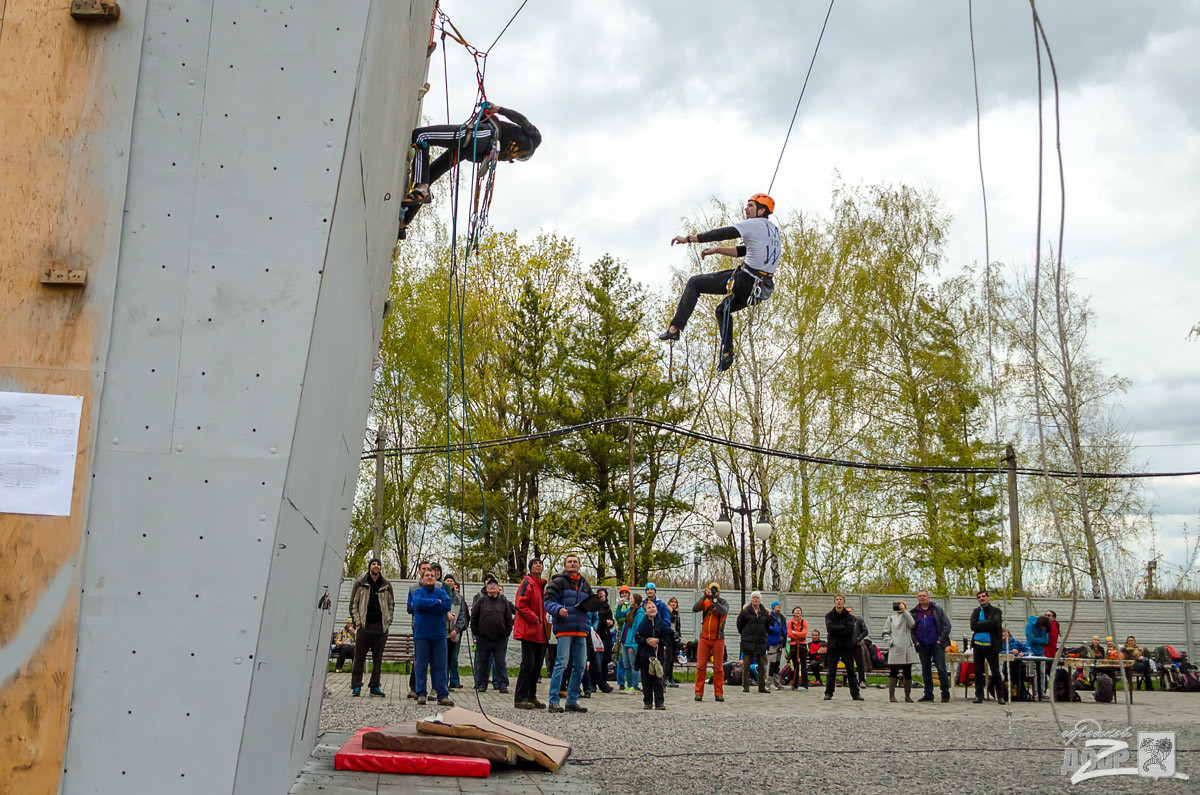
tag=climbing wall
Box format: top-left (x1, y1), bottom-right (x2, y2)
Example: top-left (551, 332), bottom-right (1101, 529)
top-left (0, 1), bottom-right (437, 794)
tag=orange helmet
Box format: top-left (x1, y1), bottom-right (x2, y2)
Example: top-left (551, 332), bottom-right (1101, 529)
top-left (749, 193), bottom-right (775, 214)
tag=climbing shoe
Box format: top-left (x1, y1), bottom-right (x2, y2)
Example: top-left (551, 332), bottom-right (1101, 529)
top-left (658, 328), bottom-right (680, 342)
top-left (717, 350), bottom-right (734, 372)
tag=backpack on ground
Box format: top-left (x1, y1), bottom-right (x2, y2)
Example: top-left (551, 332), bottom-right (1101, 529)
top-left (1165, 666), bottom-right (1184, 691)
top-left (1183, 670), bottom-right (1200, 693)
top-left (1093, 673), bottom-right (1115, 702)
top-left (779, 663), bottom-right (793, 686)
top-left (1053, 667), bottom-right (1081, 702)
top-left (724, 660), bottom-right (743, 686)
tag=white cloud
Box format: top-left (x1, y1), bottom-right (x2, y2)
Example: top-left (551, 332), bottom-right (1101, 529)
top-left (426, 0), bottom-right (1200, 558)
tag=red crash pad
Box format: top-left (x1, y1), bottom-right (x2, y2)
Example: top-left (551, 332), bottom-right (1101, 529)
top-left (334, 727), bottom-right (490, 777)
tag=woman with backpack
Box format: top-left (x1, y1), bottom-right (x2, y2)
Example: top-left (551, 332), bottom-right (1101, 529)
top-left (619, 594), bottom-right (644, 694)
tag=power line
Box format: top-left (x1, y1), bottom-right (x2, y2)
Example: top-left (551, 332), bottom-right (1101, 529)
top-left (361, 416), bottom-right (1200, 480)
top-left (767, 0), bottom-right (836, 193)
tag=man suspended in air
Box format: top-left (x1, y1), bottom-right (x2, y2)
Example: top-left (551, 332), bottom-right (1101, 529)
top-left (659, 194), bottom-right (781, 371)
top-left (397, 103), bottom-right (541, 238)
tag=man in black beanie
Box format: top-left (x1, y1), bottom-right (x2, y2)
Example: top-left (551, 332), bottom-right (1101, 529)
top-left (349, 557), bottom-right (394, 697)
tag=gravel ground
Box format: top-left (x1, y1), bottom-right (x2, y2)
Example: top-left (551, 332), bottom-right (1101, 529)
top-left (318, 685), bottom-right (1198, 794)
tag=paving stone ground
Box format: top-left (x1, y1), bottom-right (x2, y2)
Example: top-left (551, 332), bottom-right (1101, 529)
top-left (291, 671), bottom-right (1200, 794)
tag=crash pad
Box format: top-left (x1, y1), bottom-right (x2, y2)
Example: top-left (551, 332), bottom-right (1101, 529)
top-left (416, 707), bottom-right (571, 772)
top-left (363, 722), bottom-right (516, 764)
top-left (335, 727), bottom-right (490, 777)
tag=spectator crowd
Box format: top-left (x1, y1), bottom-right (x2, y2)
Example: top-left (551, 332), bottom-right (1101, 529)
top-left (335, 558), bottom-right (1200, 710)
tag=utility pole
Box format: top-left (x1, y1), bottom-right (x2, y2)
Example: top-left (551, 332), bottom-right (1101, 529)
top-left (1005, 444), bottom-right (1021, 593)
top-left (373, 426), bottom-right (385, 563)
top-left (1145, 558), bottom-right (1158, 598)
top-left (627, 387), bottom-right (635, 587)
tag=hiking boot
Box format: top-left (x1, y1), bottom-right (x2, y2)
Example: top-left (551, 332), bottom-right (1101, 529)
top-left (369, 687), bottom-right (385, 697)
top-left (972, 697), bottom-right (983, 704)
top-left (559, 690), bottom-right (567, 698)
top-left (917, 693), bottom-right (934, 702)
top-left (644, 704), bottom-right (652, 710)
top-left (581, 691), bottom-right (591, 698)
top-left (824, 693), bottom-right (833, 700)
top-left (437, 698), bottom-right (455, 707)
top-left (666, 681), bottom-right (679, 688)
top-left (658, 328), bottom-right (680, 342)
top-left (654, 704), bottom-right (666, 710)
top-left (695, 695), bottom-right (703, 702)
top-left (515, 701), bottom-right (536, 710)
top-left (498, 687), bottom-right (509, 694)
top-left (351, 687), bottom-right (361, 697)
top-left (852, 695), bottom-right (865, 701)
top-left (548, 704), bottom-right (564, 713)
top-left (417, 695), bottom-right (427, 705)
top-left (714, 695), bottom-right (724, 702)
top-left (406, 691), bottom-right (416, 699)
top-left (532, 698), bottom-right (547, 709)
top-left (600, 684), bottom-right (614, 693)
top-left (941, 692), bottom-right (951, 703)
top-left (565, 704), bottom-right (588, 713)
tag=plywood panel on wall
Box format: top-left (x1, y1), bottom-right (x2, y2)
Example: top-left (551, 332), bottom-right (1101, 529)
top-left (0, 1), bottom-right (145, 792)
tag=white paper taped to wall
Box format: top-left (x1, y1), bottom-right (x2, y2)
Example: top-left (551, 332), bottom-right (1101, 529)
top-left (0, 391), bottom-right (84, 516)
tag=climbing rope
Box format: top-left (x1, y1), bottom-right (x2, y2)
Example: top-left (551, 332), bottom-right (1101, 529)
top-left (767, 0), bottom-right (837, 194)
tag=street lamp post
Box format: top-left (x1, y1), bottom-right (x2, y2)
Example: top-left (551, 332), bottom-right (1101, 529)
top-left (713, 492), bottom-right (774, 607)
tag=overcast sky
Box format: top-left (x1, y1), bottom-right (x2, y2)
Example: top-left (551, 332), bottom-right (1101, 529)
top-left (425, 0), bottom-right (1200, 577)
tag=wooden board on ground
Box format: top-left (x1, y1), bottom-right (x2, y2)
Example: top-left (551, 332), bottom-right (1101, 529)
top-left (416, 707), bottom-right (571, 773)
top-left (363, 722), bottom-right (516, 764)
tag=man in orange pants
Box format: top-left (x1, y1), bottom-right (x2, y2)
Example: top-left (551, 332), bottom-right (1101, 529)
top-left (692, 583), bottom-right (730, 702)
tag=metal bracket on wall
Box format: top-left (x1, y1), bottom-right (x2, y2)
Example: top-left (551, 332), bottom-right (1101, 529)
top-left (40, 266), bottom-right (88, 286)
top-left (70, 0), bottom-right (121, 22)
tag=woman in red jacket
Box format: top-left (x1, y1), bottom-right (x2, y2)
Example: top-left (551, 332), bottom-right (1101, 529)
top-left (787, 606), bottom-right (811, 690)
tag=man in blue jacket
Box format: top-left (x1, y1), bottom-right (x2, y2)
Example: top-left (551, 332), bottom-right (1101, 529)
top-left (543, 554), bottom-right (594, 713)
top-left (410, 567), bottom-right (455, 707)
top-left (911, 589), bottom-right (953, 703)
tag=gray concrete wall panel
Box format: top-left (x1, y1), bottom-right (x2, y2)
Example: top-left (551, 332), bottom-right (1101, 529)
top-left (96, 0), bottom-right (213, 456)
top-left (232, 1), bottom-right (436, 793)
top-left (66, 455), bottom-right (286, 792)
top-left (64, 1), bottom-right (436, 793)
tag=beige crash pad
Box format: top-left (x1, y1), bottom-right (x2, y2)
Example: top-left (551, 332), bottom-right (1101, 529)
top-left (416, 707), bottom-right (571, 772)
top-left (363, 722), bottom-right (516, 764)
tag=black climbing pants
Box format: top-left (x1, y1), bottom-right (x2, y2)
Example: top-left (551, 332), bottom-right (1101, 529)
top-left (668, 268), bottom-right (773, 354)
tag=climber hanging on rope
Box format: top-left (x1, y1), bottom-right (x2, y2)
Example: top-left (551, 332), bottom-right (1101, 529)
top-left (397, 103), bottom-right (541, 237)
top-left (659, 194), bottom-right (781, 372)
